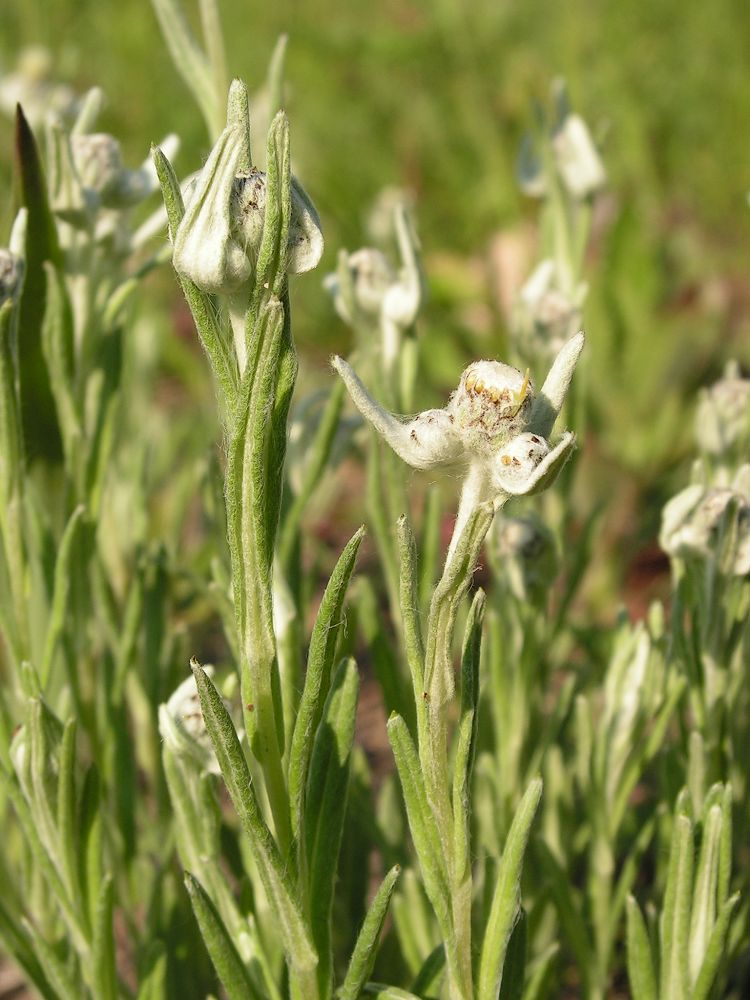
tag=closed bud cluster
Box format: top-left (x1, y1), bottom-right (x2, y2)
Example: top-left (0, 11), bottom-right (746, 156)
top-left (695, 362), bottom-right (750, 463)
top-left (70, 132), bottom-right (161, 209)
top-left (173, 120), bottom-right (323, 296)
top-left (324, 202), bottom-right (422, 370)
top-left (552, 112), bottom-right (607, 201)
top-left (660, 475), bottom-right (750, 577)
top-left (517, 81), bottom-right (605, 202)
top-left (0, 46), bottom-right (78, 128)
top-left (513, 259), bottom-right (587, 361)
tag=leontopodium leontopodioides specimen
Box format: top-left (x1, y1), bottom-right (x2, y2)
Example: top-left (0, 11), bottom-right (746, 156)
top-left (171, 79), bottom-right (323, 371)
top-left (324, 203), bottom-right (422, 371)
top-left (333, 331), bottom-right (584, 557)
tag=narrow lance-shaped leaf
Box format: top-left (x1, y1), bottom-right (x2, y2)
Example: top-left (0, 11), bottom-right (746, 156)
top-left (0, 900), bottom-right (55, 999)
top-left (659, 812), bottom-right (693, 1000)
top-left (2, 766), bottom-right (88, 951)
top-left (191, 661), bottom-right (317, 971)
top-left (56, 719), bottom-right (81, 923)
top-left (92, 875), bottom-right (117, 1000)
top-left (28, 697), bottom-right (64, 864)
top-left (262, 293), bottom-right (297, 582)
top-left (410, 944), bottom-right (445, 998)
top-left (339, 865), bottom-right (402, 1000)
top-left (288, 526), bottom-right (364, 842)
top-left (386, 714), bottom-right (451, 936)
top-left (691, 892), bottom-right (740, 1000)
top-left (225, 299), bottom-right (292, 854)
top-left (279, 378), bottom-right (345, 571)
top-left (150, 0), bottom-right (221, 137)
top-left (626, 895), bottom-right (657, 1000)
top-left (135, 942), bottom-right (168, 1000)
top-left (305, 659), bottom-right (359, 996)
top-left (251, 112), bottom-right (292, 314)
top-left (521, 943), bottom-right (559, 1000)
top-left (688, 802), bottom-right (722, 985)
top-left (396, 514), bottom-right (425, 697)
top-left (478, 777), bottom-right (542, 1000)
top-left (79, 764), bottom-right (102, 934)
top-left (418, 485), bottom-right (442, 610)
top-left (267, 33), bottom-right (288, 117)
top-left (40, 505), bottom-right (86, 686)
top-left (199, 0), bottom-right (228, 109)
top-left (453, 589), bottom-right (485, 883)
top-left (498, 907), bottom-right (527, 1000)
top-left (41, 263), bottom-right (80, 471)
top-left (184, 872), bottom-right (261, 1000)
top-left (0, 301), bottom-right (26, 663)
top-left (23, 918), bottom-right (79, 999)
top-left (14, 105), bottom-right (62, 462)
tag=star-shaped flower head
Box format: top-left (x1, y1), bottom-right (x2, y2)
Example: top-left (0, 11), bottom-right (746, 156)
top-left (333, 332), bottom-right (584, 548)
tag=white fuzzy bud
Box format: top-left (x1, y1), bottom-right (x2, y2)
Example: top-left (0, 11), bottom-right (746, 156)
top-left (660, 483), bottom-right (750, 575)
top-left (552, 113), bottom-right (606, 200)
top-left (173, 124), bottom-right (323, 295)
top-left (492, 432), bottom-right (551, 492)
top-left (695, 362), bottom-right (750, 459)
top-left (514, 259), bottom-right (586, 360)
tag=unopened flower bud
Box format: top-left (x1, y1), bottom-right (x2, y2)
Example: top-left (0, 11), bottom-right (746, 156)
top-left (660, 482), bottom-right (750, 575)
top-left (514, 259), bottom-right (586, 361)
top-left (695, 362), bottom-right (750, 460)
top-left (0, 46), bottom-right (78, 127)
top-left (71, 133), bottom-right (124, 200)
top-left (552, 113), bottom-right (606, 200)
top-left (492, 432), bottom-right (550, 493)
top-left (173, 121), bottom-right (323, 295)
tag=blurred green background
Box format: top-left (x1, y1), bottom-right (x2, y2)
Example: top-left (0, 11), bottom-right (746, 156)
top-left (1, 0), bottom-right (749, 605)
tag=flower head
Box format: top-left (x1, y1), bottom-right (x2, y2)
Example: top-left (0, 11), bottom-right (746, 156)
top-left (332, 331), bottom-right (584, 511)
top-left (172, 111), bottom-right (323, 295)
top-left (695, 362), bottom-right (750, 462)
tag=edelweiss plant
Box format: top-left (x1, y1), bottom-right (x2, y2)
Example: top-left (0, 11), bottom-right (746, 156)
top-left (333, 331), bottom-right (583, 556)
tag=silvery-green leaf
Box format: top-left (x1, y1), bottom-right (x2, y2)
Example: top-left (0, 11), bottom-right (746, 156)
top-left (339, 867), bottom-right (401, 1000)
